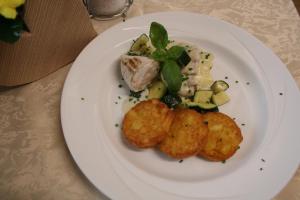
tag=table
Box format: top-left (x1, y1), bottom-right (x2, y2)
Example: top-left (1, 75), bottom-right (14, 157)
top-left (1, 0), bottom-right (300, 199)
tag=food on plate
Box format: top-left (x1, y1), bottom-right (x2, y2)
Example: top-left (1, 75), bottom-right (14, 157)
top-left (198, 112), bottom-right (243, 161)
top-left (122, 99), bottom-right (174, 148)
top-left (119, 22), bottom-right (243, 162)
top-left (120, 21), bottom-right (230, 111)
top-left (148, 80), bottom-right (167, 99)
top-left (120, 55), bottom-right (159, 92)
top-left (159, 109), bottom-right (208, 159)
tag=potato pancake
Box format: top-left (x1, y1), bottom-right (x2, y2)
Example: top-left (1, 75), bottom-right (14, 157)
top-left (159, 109), bottom-right (208, 159)
top-left (199, 112), bottom-right (243, 161)
top-left (122, 99), bottom-right (174, 148)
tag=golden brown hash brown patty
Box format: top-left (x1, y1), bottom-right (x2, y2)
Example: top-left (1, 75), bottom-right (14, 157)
top-left (159, 109), bottom-right (209, 159)
top-left (198, 112), bottom-right (243, 161)
top-left (122, 99), bottom-right (174, 148)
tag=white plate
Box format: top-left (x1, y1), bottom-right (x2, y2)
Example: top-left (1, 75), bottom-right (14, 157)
top-left (61, 12), bottom-right (300, 200)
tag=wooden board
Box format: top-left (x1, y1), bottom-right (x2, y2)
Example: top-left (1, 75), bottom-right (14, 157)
top-left (0, 0), bottom-right (97, 86)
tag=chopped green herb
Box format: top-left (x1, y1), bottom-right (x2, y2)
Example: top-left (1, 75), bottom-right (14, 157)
top-left (133, 101), bottom-right (137, 104)
top-left (260, 168), bottom-right (263, 171)
top-left (182, 76), bottom-right (189, 81)
top-left (201, 61), bottom-right (204, 64)
top-left (235, 80), bottom-right (239, 83)
top-left (81, 97), bottom-right (85, 100)
top-left (188, 68), bottom-right (193, 71)
top-left (205, 54), bottom-right (210, 59)
top-left (187, 49), bottom-right (191, 53)
top-left (225, 76), bottom-right (228, 79)
top-left (129, 98), bottom-right (133, 102)
top-left (179, 160), bottom-right (183, 163)
top-left (233, 117), bottom-right (236, 120)
top-left (118, 96), bottom-right (121, 99)
top-left (129, 90), bottom-right (142, 98)
top-left (145, 95), bottom-right (148, 99)
top-left (246, 82), bottom-right (250, 85)
top-left (222, 160), bottom-right (226, 164)
top-left (115, 102), bottom-right (118, 104)
top-left (115, 123), bottom-right (119, 127)
top-left (241, 123), bottom-right (245, 126)
top-left (279, 92), bottom-right (283, 95)
top-left (118, 84), bottom-right (123, 88)
top-left (261, 158), bottom-right (265, 162)
top-left (237, 146), bottom-right (240, 149)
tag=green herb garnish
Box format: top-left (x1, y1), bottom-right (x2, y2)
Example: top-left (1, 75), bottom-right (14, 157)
top-left (161, 60), bottom-right (182, 94)
top-left (129, 90), bottom-right (142, 98)
top-left (149, 22), bottom-right (191, 94)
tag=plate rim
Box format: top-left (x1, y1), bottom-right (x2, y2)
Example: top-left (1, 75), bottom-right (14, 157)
top-left (61, 11), bottom-right (300, 200)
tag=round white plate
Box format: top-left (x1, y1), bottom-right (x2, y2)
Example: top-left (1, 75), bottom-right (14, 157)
top-left (61, 12), bottom-right (300, 200)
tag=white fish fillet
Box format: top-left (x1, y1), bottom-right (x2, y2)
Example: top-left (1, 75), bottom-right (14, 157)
top-left (120, 55), bottom-right (159, 92)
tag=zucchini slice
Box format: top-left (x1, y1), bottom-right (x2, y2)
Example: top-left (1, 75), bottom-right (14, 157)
top-left (176, 50), bottom-right (191, 67)
top-left (194, 90), bottom-right (213, 103)
top-left (212, 91), bottom-right (230, 106)
top-left (129, 34), bottom-right (152, 56)
top-left (211, 80), bottom-right (229, 93)
top-left (187, 102), bottom-right (217, 110)
top-left (187, 101), bottom-right (219, 113)
top-left (148, 80), bottom-right (167, 99)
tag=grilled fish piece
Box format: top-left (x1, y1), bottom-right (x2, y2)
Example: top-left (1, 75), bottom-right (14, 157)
top-left (120, 55), bottom-right (159, 92)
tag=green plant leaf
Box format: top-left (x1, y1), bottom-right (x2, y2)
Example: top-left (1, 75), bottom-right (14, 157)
top-left (161, 60), bottom-right (182, 94)
top-left (151, 48), bottom-right (168, 62)
top-left (167, 45), bottom-right (185, 60)
top-left (149, 22), bottom-right (168, 49)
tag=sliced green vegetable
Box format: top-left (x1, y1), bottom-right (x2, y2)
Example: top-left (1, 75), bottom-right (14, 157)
top-left (149, 22), bottom-right (168, 49)
top-left (148, 80), bottom-right (167, 99)
top-left (211, 80), bottom-right (229, 93)
top-left (129, 34), bottom-right (152, 56)
top-left (176, 50), bottom-right (191, 67)
top-left (194, 90), bottom-right (213, 103)
top-left (187, 102), bottom-right (217, 110)
top-left (161, 60), bottom-right (182, 94)
top-left (177, 97), bottom-right (192, 108)
top-left (161, 93), bottom-right (182, 108)
top-left (212, 91), bottom-right (230, 106)
top-left (187, 101), bottom-right (219, 113)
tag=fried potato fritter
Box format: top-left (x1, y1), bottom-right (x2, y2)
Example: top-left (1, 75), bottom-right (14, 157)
top-left (122, 99), bottom-right (174, 148)
top-left (199, 112), bottom-right (243, 161)
top-left (159, 109), bottom-right (208, 159)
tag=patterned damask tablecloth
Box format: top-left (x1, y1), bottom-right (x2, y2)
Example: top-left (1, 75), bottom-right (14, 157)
top-left (0, 0), bottom-right (300, 199)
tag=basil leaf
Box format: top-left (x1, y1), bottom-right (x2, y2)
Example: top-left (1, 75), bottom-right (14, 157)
top-left (167, 46), bottom-right (185, 60)
top-left (149, 22), bottom-right (168, 49)
top-left (151, 49), bottom-right (168, 62)
top-left (161, 60), bottom-right (182, 94)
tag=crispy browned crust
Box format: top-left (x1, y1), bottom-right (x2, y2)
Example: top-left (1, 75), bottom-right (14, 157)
top-left (122, 99), bottom-right (174, 148)
top-left (198, 112), bottom-right (243, 161)
top-left (159, 109), bottom-right (208, 159)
